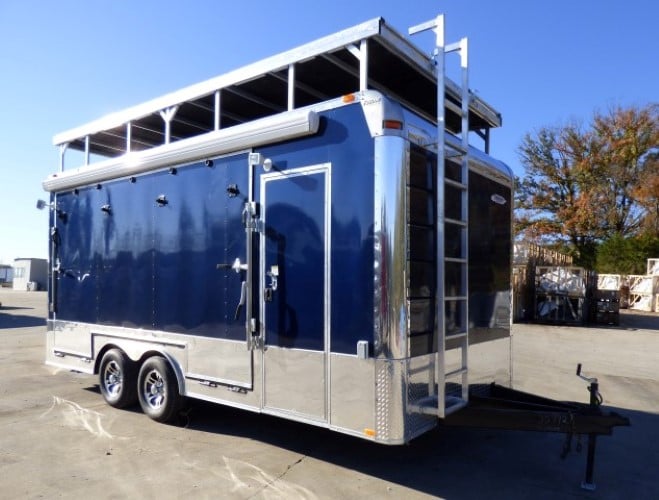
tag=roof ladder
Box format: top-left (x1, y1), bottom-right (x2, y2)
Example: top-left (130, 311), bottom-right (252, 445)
top-left (410, 15), bottom-right (470, 418)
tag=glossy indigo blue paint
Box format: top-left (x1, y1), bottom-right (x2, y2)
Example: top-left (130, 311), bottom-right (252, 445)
top-left (55, 185), bottom-right (104, 324)
top-left (150, 159), bottom-right (247, 339)
top-left (53, 102), bottom-right (376, 354)
top-left (257, 104), bottom-right (375, 355)
top-left (263, 171), bottom-right (326, 351)
top-left (54, 153), bottom-right (249, 340)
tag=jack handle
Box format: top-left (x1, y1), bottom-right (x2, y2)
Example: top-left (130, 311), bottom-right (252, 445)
top-left (575, 363), bottom-right (606, 491)
top-left (576, 364), bottom-right (603, 407)
top-left (576, 363), bottom-right (595, 384)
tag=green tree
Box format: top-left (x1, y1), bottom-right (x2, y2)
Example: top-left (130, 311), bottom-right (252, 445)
top-left (516, 103), bottom-right (658, 268)
top-left (596, 233), bottom-right (659, 274)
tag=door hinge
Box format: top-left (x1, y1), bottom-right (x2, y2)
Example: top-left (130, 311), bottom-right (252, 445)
top-left (248, 318), bottom-right (263, 351)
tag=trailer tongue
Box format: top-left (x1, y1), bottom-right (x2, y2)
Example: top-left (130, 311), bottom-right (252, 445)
top-left (443, 366), bottom-right (630, 491)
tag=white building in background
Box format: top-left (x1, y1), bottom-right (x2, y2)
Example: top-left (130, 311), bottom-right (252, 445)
top-left (13, 258), bottom-right (48, 291)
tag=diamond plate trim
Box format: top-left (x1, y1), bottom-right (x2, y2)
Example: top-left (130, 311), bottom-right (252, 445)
top-left (375, 360), bottom-right (392, 438)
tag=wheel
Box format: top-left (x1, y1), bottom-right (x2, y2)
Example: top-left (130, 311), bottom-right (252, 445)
top-left (99, 349), bottom-right (137, 408)
top-left (137, 356), bottom-right (181, 423)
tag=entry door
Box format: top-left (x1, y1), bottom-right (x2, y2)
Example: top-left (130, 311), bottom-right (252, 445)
top-left (260, 164), bottom-right (330, 422)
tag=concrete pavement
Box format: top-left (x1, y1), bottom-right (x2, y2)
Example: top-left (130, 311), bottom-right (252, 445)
top-left (1, 289), bottom-right (657, 499)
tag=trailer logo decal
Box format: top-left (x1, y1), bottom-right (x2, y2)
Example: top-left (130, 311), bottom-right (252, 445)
top-left (490, 194), bottom-right (507, 205)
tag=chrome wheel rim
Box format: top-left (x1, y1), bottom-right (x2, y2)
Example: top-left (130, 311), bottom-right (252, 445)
top-left (143, 369), bottom-right (166, 409)
top-left (103, 360), bottom-right (122, 397)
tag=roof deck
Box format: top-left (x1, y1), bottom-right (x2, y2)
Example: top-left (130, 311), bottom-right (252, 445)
top-left (54, 17), bottom-right (502, 165)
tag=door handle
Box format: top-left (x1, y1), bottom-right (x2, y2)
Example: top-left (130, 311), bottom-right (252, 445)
top-left (216, 258), bottom-right (248, 320)
top-left (234, 281), bottom-right (247, 320)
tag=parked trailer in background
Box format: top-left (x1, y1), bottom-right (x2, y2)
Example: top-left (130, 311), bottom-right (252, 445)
top-left (43, 14), bottom-right (626, 488)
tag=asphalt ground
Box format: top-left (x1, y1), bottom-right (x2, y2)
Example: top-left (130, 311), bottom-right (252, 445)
top-left (1, 289), bottom-right (657, 499)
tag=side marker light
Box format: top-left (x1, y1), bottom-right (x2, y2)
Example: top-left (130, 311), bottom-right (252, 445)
top-left (383, 120), bottom-right (403, 130)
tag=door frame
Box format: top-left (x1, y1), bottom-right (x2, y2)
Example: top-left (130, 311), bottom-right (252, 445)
top-left (258, 162), bottom-right (331, 420)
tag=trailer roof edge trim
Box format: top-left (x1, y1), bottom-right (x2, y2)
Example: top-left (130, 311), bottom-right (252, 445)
top-left (53, 16), bottom-right (501, 153)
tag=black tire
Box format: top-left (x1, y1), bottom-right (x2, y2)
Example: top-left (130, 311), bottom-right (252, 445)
top-left (99, 349), bottom-right (138, 409)
top-left (137, 356), bottom-right (181, 423)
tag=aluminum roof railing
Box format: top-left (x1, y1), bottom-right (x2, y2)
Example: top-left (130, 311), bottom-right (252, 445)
top-left (53, 17), bottom-right (502, 170)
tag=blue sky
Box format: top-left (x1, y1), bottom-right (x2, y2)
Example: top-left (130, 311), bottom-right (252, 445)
top-left (0, 0), bottom-right (657, 264)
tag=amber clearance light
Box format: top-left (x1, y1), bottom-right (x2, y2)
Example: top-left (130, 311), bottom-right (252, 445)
top-left (383, 119), bottom-right (403, 130)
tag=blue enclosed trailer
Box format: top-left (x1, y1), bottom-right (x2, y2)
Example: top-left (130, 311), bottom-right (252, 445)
top-left (43, 15), bottom-right (515, 444)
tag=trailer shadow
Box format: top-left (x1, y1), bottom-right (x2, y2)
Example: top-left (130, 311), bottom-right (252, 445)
top-left (0, 310), bottom-right (45, 329)
top-left (179, 400), bottom-right (656, 498)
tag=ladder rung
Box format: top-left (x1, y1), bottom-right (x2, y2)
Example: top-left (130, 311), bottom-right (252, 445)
top-left (445, 257), bottom-right (467, 264)
top-left (445, 367), bottom-right (468, 378)
top-left (444, 217), bottom-right (467, 227)
top-left (409, 364), bottom-right (434, 376)
top-left (445, 296), bottom-right (468, 302)
top-left (445, 41), bottom-right (463, 54)
top-left (446, 331), bottom-right (468, 340)
top-left (409, 396), bottom-right (440, 416)
top-left (444, 178), bottom-right (467, 190)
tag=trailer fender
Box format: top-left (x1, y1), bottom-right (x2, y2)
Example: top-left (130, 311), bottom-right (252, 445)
top-left (93, 338), bottom-right (152, 370)
top-left (93, 339), bottom-right (187, 397)
top-left (140, 350), bottom-right (187, 398)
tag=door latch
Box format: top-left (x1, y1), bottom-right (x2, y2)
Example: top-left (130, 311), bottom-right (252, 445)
top-left (264, 265), bottom-right (278, 302)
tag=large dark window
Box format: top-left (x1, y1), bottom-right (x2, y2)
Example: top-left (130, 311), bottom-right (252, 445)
top-left (468, 171), bottom-right (512, 343)
top-left (406, 144), bottom-right (512, 356)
